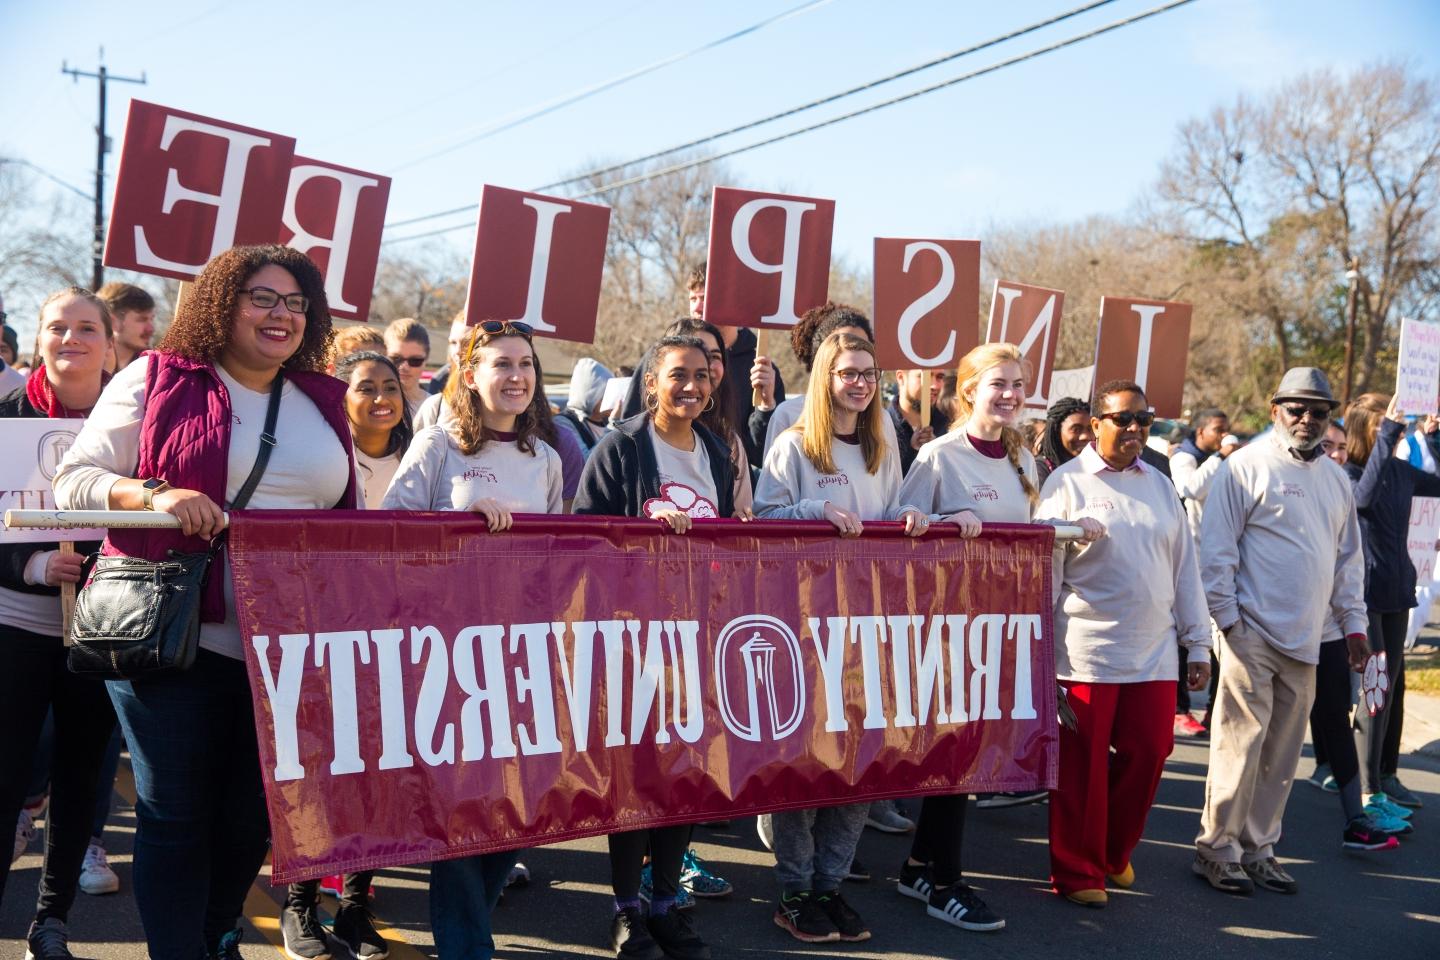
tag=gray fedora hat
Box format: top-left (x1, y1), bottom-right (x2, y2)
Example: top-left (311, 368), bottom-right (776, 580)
top-left (1271, 366), bottom-right (1340, 409)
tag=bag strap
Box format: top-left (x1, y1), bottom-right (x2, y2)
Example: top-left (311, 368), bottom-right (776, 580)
top-left (226, 375), bottom-right (284, 511)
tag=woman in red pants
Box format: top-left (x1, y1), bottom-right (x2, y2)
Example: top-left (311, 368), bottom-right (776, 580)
top-left (1035, 379), bottom-right (1212, 907)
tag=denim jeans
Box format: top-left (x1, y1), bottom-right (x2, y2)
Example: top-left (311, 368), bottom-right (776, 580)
top-left (108, 649), bottom-right (271, 959)
top-left (771, 803), bottom-right (868, 894)
top-left (429, 851), bottom-right (521, 959)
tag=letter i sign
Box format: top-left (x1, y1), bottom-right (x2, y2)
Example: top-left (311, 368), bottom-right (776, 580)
top-left (465, 184), bottom-right (612, 343)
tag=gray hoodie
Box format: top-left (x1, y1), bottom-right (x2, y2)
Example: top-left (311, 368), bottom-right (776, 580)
top-left (567, 357), bottom-right (613, 417)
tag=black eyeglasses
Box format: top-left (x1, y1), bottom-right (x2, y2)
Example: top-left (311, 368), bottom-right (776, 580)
top-left (388, 355), bottom-right (426, 368)
top-left (478, 320), bottom-right (533, 336)
top-left (834, 368), bottom-right (880, 385)
top-left (244, 287), bottom-right (309, 313)
top-left (1280, 403), bottom-right (1331, 422)
top-left (1096, 410), bottom-right (1156, 429)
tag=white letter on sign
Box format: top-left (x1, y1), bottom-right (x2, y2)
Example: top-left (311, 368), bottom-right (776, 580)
top-left (731, 198), bottom-right (817, 326)
top-left (282, 165), bottom-right (381, 313)
top-left (134, 116), bottom-right (274, 273)
top-left (994, 286), bottom-right (1058, 403)
top-left (897, 242), bottom-right (957, 366)
top-left (1129, 304), bottom-right (1165, 391)
top-left (514, 197), bottom-right (572, 333)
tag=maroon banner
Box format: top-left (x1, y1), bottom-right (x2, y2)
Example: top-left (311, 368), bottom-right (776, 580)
top-left (279, 156), bottom-right (391, 321)
top-left (230, 513), bottom-right (1058, 884)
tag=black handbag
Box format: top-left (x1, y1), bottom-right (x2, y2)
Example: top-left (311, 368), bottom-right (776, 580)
top-left (68, 376), bottom-right (283, 679)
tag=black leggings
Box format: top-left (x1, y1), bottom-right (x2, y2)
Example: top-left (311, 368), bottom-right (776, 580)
top-left (1309, 640), bottom-right (1360, 794)
top-left (908, 794), bottom-right (968, 887)
top-left (288, 871), bottom-right (376, 908)
top-left (609, 825), bottom-right (688, 900)
top-left (1354, 610), bottom-right (1407, 794)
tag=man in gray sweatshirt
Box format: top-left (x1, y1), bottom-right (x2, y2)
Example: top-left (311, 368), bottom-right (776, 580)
top-left (1193, 368), bottom-right (1367, 896)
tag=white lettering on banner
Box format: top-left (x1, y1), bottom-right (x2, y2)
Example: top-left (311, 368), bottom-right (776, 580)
top-left (992, 286), bottom-right (1059, 407)
top-left (514, 197), bottom-right (573, 333)
top-left (730, 198), bottom-right (817, 326)
top-left (282, 165), bottom-right (381, 313)
top-left (134, 117), bottom-right (273, 273)
top-left (1129, 304), bottom-right (1165, 391)
top-left (896, 242), bottom-right (957, 366)
top-left (251, 612), bottom-right (1042, 782)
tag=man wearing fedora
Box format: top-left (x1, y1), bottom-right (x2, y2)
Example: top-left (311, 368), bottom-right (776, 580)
top-left (1192, 368), bottom-right (1367, 894)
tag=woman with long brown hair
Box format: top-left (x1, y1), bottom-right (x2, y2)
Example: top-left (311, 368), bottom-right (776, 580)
top-left (55, 245), bottom-right (358, 960)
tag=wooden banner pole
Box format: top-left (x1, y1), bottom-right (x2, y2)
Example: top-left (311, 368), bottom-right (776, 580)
top-left (59, 542), bottom-right (77, 646)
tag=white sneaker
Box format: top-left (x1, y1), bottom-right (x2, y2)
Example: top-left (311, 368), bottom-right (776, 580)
top-left (79, 842), bottom-right (120, 895)
top-left (756, 813), bottom-right (774, 851)
top-left (13, 809), bottom-right (36, 864)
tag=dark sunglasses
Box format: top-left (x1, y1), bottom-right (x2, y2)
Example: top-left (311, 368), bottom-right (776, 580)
top-left (388, 355), bottom-right (426, 368)
top-left (478, 320), bottom-right (533, 336)
top-left (1095, 410), bottom-right (1156, 429)
top-left (1280, 403), bottom-right (1331, 422)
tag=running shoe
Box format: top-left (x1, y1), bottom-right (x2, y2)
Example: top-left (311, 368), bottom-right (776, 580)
top-left (927, 882), bottom-right (1005, 931)
top-left (755, 814), bottom-right (773, 851)
top-left (333, 902), bottom-right (389, 960)
top-left (610, 906), bottom-right (663, 960)
top-left (646, 906), bottom-right (711, 959)
top-left (78, 841), bottom-right (120, 895)
top-left (1192, 855), bottom-right (1253, 895)
top-left (24, 918), bottom-right (72, 960)
top-left (638, 864), bottom-right (695, 910)
top-left (895, 861), bottom-right (934, 903)
top-left (1242, 857), bottom-right (1297, 894)
top-left (680, 849), bottom-right (732, 898)
top-left (1173, 712), bottom-right (1207, 737)
top-left (815, 890), bottom-right (871, 942)
top-left (865, 800), bottom-right (915, 833)
top-left (1381, 775), bottom-right (1423, 808)
top-left (1306, 763), bottom-right (1332, 790)
top-left (773, 891), bottom-right (839, 943)
top-left (1343, 816), bottom-right (1401, 851)
top-left (1364, 793), bottom-right (1414, 821)
top-left (975, 791), bottom-right (1048, 809)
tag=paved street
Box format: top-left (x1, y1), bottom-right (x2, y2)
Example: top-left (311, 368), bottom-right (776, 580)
top-left (6, 685), bottom-right (1438, 958)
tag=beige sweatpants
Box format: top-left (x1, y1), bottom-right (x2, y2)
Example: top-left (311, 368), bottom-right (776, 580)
top-left (1195, 621), bottom-right (1317, 864)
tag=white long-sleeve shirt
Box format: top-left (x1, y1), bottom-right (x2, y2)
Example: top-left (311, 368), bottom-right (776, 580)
top-left (1037, 444), bottom-right (1212, 684)
top-left (380, 425), bottom-right (563, 514)
top-left (754, 429), bottom-right (915, 522)
top-left (899, 429), bottom-right (1038, 524)
top-left (1170, 447), bottom-right (1227, 539)
top-left (1199, 430), bottom-right (1367, 663)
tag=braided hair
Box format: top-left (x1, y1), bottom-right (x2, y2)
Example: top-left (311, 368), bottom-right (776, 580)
top-left (1040, 397), bottom-right (1091, 472)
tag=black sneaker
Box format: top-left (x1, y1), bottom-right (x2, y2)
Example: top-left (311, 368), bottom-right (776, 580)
top-left (1343, 816), bottom-right (1401, 851)
top-left (610, 906), bottom-right (663, 960)
top-left (896, 861), bottom-right (934, 903)
top-left (647, 907), bottom-right (711, 960)
top-left (815, 890), bottom-right (872, 942)
top-left (281, 899), bottom-right (334, 960)
top-left (845, 857), bottom-right (871, 882)
top-left (927, 882), bottom-right (1005, 931)
top-left (976, 791), bottom-right (1048, 809)
top-left (210, 929), bottom-right (244, 960)
top-left (773, 891), bottom-right (839, 943)
top-left (24, 919), bottom-right (72, 960)
top-left (334, 902), bottom-right (389, 959)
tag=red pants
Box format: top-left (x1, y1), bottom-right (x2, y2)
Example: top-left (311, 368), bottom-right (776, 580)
top-left (1049, 680), bottom-right (1176, 894)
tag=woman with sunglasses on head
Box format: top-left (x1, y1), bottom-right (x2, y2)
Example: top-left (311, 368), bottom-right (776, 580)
top-left (753, 331), bottom-right (927, 946)
top-left (1035, 379), bottom-right (1210, 909)
top-left (381, 320), bottom-right (561, 959)
top-left (54, 246), bottom-right (358, 960)
top-left (893, 343), bottom-right (1101, 935)
top-left (576, 334), bottom-right (737, 960)
top-left (0, 287), bottom-right (115, 959)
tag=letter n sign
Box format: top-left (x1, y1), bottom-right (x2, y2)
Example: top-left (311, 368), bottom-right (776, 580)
top-left (464, 184), bottom-right (611, 343)
top-left (872, 238), bottom-right (980, 369)
top-left (1092, 296), bottom-right (1193, 417)
top-left (104, 100), bottom-right (295, 281)
top-left (986, 280), bottom-right (1065, 410)
top-left (703, 186), bottom-right (834, 329)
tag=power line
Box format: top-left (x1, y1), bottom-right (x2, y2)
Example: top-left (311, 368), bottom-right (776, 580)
top-left (387, 0), bottom-right (837, 174)
top-left (383, 0), bottom-right (1198, 246)
top-left (384, 0), bottom-right (1117, 232)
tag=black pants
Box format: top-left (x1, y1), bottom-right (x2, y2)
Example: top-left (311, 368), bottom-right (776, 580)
top-left (1354, 610), bottom-right (1407, 793)
top-left (289, 871), bottom-right (376, 908)
top-left (909, 794), bottom-right (969, 887)
top-left (609, 825), bottom-right (688, 900)
top-left (1309, 640), bottom-right (1360, 792)
top-left (0, 624), bottom-right (117, 922)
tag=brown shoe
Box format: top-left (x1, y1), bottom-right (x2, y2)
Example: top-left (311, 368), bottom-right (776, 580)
top-left (1107, 863), bottom-right (1135, 889)
top-left (1192, 855), bottom-right (1253, 895)
top-left (1064, 888), bottom-right (1108, 908)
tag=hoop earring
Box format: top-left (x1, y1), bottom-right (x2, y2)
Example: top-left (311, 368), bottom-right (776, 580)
top-left (703, 395), bottom-right (716, 413)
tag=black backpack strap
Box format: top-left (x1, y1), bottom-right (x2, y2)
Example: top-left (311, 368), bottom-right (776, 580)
top-left (227, 374), bottom-right (284, 511)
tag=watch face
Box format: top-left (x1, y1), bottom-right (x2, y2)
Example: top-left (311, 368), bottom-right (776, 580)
top-left (144, 478), bottom-right (164, 490)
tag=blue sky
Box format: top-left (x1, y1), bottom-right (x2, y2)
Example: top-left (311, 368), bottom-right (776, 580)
top-left (2, 0), bottom-right (1437, 336)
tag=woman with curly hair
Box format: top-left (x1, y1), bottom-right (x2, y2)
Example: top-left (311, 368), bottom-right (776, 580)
top-left (54, 244), bottom-right (359, 960)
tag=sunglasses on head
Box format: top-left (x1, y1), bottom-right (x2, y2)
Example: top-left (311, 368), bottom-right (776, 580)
top-left (388, 355), bottom-right (426, 368)
top-left (1095, 410), bottom-right (1156, 429)
top-left (1280, 402), bottom-right (1331, 422)
top-left (477, 320), bottom-right (533, 336)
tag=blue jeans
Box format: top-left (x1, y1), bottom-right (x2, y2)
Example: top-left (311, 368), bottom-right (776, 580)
top-left (108, 650), bottom-right (271, 960)
top-left (429, 851), bottom-right (521, 959)
top-left (771, 803), bottom-right (868, 894)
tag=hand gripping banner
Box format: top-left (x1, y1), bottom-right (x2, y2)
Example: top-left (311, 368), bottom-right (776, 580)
top-left (230, 513), bottom-right (1058, 883)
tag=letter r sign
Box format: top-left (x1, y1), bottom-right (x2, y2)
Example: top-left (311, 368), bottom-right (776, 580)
top-left (464, 184), bottom-right (612, 344)
top-left (872, 238), bottom-right (981, 369)
top-left (703, 186), bottom-right (834, 329)
top-left (280, 156), bottom-right (391, 321)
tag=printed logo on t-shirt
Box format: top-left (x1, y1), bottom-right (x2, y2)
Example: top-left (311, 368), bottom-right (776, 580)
top-left (1085, 496), bottom-right (1116, 511)
top-left (643, 481), bottom-right (719, 520)
top-left (462, 467), bottom-right (498, 484)
top-left (1279, 482), bottom-right (1305, 498)
top-left (817, 473), bottom-right (850, 489)
top-left (232, 414), bottom-right (242, 426)
top-left (971, 484), bottom-right (999, 502)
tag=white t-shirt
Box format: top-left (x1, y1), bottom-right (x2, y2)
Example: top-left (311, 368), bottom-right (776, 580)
top-left (648, 422), bottom-right (719, 516)
top-left (900, 429), bottom-right (1038, 524)
top-left (54, 356), bottom-right (353, 659)
top-left (356, 447), bottom-right (403, 510)
top-left (381, 425), bottom-right (563, 514)
top-left (755, 429), bottom-right (913, 522)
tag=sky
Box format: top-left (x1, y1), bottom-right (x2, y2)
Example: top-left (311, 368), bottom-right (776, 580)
top-left (2, 0), bottom-right (1437, 342)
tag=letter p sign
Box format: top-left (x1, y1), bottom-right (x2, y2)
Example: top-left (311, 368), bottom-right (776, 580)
top-left (704, 186), bottom-right (834, 329)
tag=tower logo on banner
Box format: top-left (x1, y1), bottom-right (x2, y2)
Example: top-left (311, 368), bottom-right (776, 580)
top-left (872, 238), bottom-right (981, 369)
top-left (986, 280), bottom-right (1065, 410)
top-left (703, 186), bottom-right (834, 328)
top-left (713, 615), bottom-right (806, 743)
top-left (1092, 297), bottom-right (1192, 417)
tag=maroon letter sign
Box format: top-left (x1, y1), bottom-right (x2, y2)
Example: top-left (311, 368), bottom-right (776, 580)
top-left (1093, 296), bottom-right (1192, 417)
top-left (463, 184), bottom-right (611, 344)
top-left (104, 100), bottom-right (296, 281)
top-left (703, 186), bottom-right (835, 329)
top-left (230, 513), bottom-right (1058, 883)
top-left (987, 280), bottom-right (1066, 411)
top-left (872, 238), bottom-right (981, 370)
top-left (279, 157), bottom-right (391, 321)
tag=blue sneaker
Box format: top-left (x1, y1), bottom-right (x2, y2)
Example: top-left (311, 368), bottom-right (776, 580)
top-left (1365, 793), bottom-right (1414, 821)
top-left (680, 849), bottom-right (732, 898)
top-left (639, 863), bottom-right (695, 910)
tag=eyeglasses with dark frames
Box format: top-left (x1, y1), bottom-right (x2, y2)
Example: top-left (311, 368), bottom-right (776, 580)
top-left (833, 367), bottom-right (880, 385)
top-left (243, 287), bottom-right (309, 314)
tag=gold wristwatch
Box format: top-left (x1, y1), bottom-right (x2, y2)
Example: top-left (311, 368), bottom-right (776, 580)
top-left (141, 478), bottom-right (170, 511)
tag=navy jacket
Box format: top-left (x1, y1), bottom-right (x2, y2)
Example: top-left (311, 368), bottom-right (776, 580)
top-left (574, 413), bottom-right (736, 520)
top-left (1345, 418), bottom-right (1440, 612)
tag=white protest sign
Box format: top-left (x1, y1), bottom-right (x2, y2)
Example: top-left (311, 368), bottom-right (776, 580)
top-left (1407, 496), bottom-right (1440, 583)
top-left (1396, 318), bottom-right (1440, 415)
top-left (0, 420), bottom-right (104, 543)
top-left (599, 376), bottom-right (631, 418)
top-left (1048, 366), bottom-right (1095, 405)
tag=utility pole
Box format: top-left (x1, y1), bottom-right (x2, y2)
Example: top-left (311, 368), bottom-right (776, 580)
top-left (62, 50), bottom-right (146, 291)
top-left (1343, 259), bottom-right (1361, 407)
